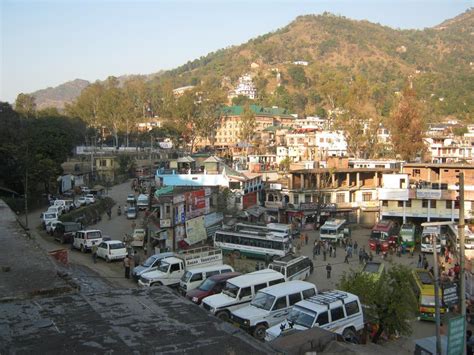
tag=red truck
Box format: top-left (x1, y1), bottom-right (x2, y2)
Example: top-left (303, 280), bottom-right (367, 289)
top-left (369, 220), bottom-right (400, 252)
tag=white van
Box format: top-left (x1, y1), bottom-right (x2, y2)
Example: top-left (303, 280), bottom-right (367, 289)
top-left (269, 255), bottom-right (312, 281)
top-left (137, 194), bottom-right (149, 210)
top-left (319, 219), bottom-right (346, 241)
top-left (179, 264), bottom-right (235, 295)
top-left (202, 269), bottom-right (285, 321)
top-left (72, 230), bottom-right (103, 253)
top-left (265, 290), bottom-right (364, 342)
top-left (230, 280), bottom-right (317, 340)
top-left (41, 211), bottom-right (59, 229)
top-left (54, 199), bottom-right (74, 213)
top-left (47, 205), bottom-right (64, 216)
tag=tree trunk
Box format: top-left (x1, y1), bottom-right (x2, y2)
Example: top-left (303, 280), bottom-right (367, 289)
top-left (372, 324), bottom-right (384, 344)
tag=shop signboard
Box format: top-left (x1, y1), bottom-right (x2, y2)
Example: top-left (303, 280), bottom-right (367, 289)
top-left (185, 216), bottom-right (207, 245)
top-left (447, 315), bottom-right (465, 355)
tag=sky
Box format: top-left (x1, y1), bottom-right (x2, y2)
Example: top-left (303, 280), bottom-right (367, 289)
top-left (1, 0), bottom-right (472, 103)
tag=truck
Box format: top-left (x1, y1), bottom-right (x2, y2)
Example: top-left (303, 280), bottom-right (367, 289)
top-left (138, 246), bottom-right (223, 287)
top-left (136, 194), bottom-right (149, 210)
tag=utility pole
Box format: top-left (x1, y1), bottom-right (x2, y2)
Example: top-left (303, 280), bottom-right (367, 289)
top-left (459, 172), bottom-right (466, 354)
top-left (432, 233), bottom-right (441, 355)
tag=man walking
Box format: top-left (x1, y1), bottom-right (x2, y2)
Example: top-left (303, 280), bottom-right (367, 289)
top-left (91, 241), bottom-right (98, 264)
top-left (312, 242), bottom-right (317, 260)
top-left (304, 233), bottom-right (309, 245)
top-left (124, 254), bottom-right (131, 279)
top-left (344, 247), bottom-right (350, 264)
top-left (326, 263), bottom-right (332, 279)
top-left (133, 250), bottom-right (140, 268)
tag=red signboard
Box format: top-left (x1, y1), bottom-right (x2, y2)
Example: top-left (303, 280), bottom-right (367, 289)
top-left (243, 191), bottom-right (258, 209)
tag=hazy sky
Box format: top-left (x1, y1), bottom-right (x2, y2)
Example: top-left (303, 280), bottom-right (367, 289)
top-left (1, 0), bottom-right (471, 103)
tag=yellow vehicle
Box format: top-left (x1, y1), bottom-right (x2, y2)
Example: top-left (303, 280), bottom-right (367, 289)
top-left (411, 269), bottom-right (446, 321)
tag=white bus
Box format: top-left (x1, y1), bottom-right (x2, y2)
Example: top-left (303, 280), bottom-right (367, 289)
top-left (319, 219), bottom-right (346, 241)
top-left (420, 225), bottom-right (447, 253)
top-left (213, 228), bottom-right (291, 259)
top-left (234, 223), bottom-right (298, 239)
top-left (268, 255), bottom-right (312, 281)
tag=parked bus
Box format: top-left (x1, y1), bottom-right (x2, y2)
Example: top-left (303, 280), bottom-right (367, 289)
top-left (400, 223), bottom-right (416, 248)
top-left (411, 269), bottom-right (446, 321)
top-left (420, 225), bottom-right (447, 253)
top-left (319, 219), bottom-right (346, 242)
top-left (369, 220), bottom-right (399, 252)
top-left (234, 223), bottom-right (299, 239)
top-left (213, 228), bottom-right (291, 259)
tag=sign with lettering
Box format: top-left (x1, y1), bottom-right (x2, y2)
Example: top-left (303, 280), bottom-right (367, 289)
top-left (416, 189), bottom-right (442, 200)
top-left (442, 283), bottom-right (459, 307)
top-left (448, 315), bottom-right (465, 355)
top-left (160, 219), bottom-right (171, 228)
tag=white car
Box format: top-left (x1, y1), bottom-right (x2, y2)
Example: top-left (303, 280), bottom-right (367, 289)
top-left (127, 194), bottom-right (136, 204)
top-left (41, 212), bottom-right (58, 229)
top-left (96, 240), bottom-right (128, 262)
top-left (46, 220), bottom-right (61, 235)
top-left (85, 194), bottom-right (96, 204)
top-left (47, 205), bottom-right (63, 216)
top-left (81, 186), bottom-right (90, 194)
top-left (76, 196), bottom-right (87, 207)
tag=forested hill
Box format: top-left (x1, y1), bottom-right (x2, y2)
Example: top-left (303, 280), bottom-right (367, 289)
top-left (33, 9), bottom-right (473, 119)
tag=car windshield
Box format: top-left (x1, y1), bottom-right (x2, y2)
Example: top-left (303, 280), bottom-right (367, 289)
top-left (370, 231), bottom-right (388, 240)
top-left (158, 261), bottom-right (170, 273)
top-left (320, 228), bottom-right (336, 235)
top-left (142, 256), bottom-right (157, 267)
top-left (109, 242), bottom-right (124, 249)
top-left (128, 208), bottom-right (136, 213)
top-left (181, 271), bottom-right (192, 282)
top-left (198, 278), bottom-right (216, 291)
top-left (223, 282), bottom-right (239, 298)
top-left (421, 295), bottom-right (436, 306)
top-left (251, 292), bottom-right (275, 311)
top-left (44, 213), bottom-right (56, 219)
top-left (288, 307), bottom-right (316, 328)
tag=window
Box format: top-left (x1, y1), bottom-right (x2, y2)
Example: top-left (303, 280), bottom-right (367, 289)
top-left (336, 193), bottom-right (345, 203)
top-left (190, 273), bottom-right (203, 282)
top-left (406, 200), bottom-right (412, 207)
top-left (206, 270), bottom-right (219, 278)
top-left (382, 201), bottom-right (388, 207)
top-left (431, 200), bottom-right (437, 209)
top-left (422, 200), bottom-right (428, 208)
top-left (170, 263), bottom-right (180, 272)
top-left (316, 311), bottom-right (329, 325)
top-left (305, 195), bottom-right (311, 203)
top-left (294, 195), bottom-right (299, 204)
top-left (363, 193), bottom-right (372, 202)
top-left (100, 159), bottom-right (107, 167)
top-left (274, 297), bottom-right (287, 310)
top-left (331, 306), bottom-right (345, 321)
top-left (398, 201), bottom-right (404, 208)
top-left (254, 283), bottom-right (267, 293)
top-left (269, 278), bottom-right (285, 286)
top-left (235, 196), bottom-right (241, 203)
top-left (240, 287), bottom-right (252, 298)
top-left (413, 169), bottom-right (421, 177)
top-left (289, 293), bottom-right (302, 306)
top-left (345, 300), bottom-right (360, 316)
top-left (302, 288), bottom-right (316, 299)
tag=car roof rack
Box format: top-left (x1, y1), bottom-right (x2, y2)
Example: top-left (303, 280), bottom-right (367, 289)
top-left (305, 290), bottom-right (349, 309)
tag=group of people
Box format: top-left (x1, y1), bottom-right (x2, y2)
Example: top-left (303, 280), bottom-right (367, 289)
top-left (312, 240), bottom-right (338, 261)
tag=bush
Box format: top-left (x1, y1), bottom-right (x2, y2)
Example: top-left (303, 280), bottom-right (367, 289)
top-left (60, 197), bottom-right (115, 226)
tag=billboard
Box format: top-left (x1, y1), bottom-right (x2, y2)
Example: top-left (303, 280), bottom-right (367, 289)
top-left (185, 216), bottom-right (207, 245)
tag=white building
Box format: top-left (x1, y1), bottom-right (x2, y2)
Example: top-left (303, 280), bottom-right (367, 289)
top-left (314, 131), bottom-right (347, 159)
top-left (228, 73), bottom-right (257, 100)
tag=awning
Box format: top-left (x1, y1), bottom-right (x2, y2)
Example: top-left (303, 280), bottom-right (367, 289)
top-left (246, 206), bottom-right (267, 218)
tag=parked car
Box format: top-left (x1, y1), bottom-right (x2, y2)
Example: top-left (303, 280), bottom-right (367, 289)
top-left (127, 207), bottom-right (137, 219)
top-left (179, 264), bottom-right (234, 295)
top-left (84, 194), bottom-right (96, 204)
top-left (41, 211), bottom-right (59, 229)
top-left (46, 220), bottom-right (61, 235)
top-left (81, 186), bottom-right (90, 194)
top-left (127, 194), bottom-right (136, 204)
top-left (132, 252), bottom-right (175, 282)
top-left (186, 272), bottom-right (241, 305)
top-left (47, 205), bottom-right (64, 216)
top-left (53, 222), bottom-right (82, 244)
top-left (96, 240), bottom-right (128, 262)
top-left (72, 230), bottom-right (103, 252)
top-left (76, 196), bottom-right (87, 207)
top-left (54, 199), bottom-right (75, 213)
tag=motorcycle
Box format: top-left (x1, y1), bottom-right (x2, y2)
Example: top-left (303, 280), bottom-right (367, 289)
top-left (117, 206), bottom-right (122, 216)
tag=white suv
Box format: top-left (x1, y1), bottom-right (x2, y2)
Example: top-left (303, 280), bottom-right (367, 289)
top-left (72, 230), bottom-right (103, 253)
top-left (265, 290), bottom-right (364, 342)
top-left (230, 280), bottom-right (317, 340)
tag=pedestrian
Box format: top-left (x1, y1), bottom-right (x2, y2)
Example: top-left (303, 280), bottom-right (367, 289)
top-left (326, 263), bottom-right (332, 279)
top-left (423, 257), bottom-right (429, 270)
top-left (304, 233), bottom-right (309, 245)
top-left (418, 254), bottom-right (423, 268)
top-left (376, 243), bottom-right (381, 255)
top-left (309, 260), bottom-right (314, 275)
top-left (312, 243), bottom-right (317, 260)
top-left (467, 330), bottom-right (474, 355)
top-left (323, 248), bottom-right (327, 261)
top-left (344, 248), bottom-right (350, 264)
top-left (332, 242), bottom-right (337, 258)
top-left (359, 247), bottom-right (364, 264)
top-left (316, 241), bottom-right (321, 255)
top-left (124, 254), bottom-right (131, 279)
top-left (91, 241), bottom-right (98, 263)
top-left (397, 245), bottom-right (402, 257)
top-left (348, 245), bottom-right (353, 258)
top-left (329, 244), bottom-right (333, 258)
top-left (265, 253), bottom-right (270, 266)
top-left (354, 241), bottom-right (358, 254)
top-left (368, 251), bottom-right (373, 262)
top-left (410, 245), bottom-right (415, 257)
top-left (133, 250), bottom-right (140, 268)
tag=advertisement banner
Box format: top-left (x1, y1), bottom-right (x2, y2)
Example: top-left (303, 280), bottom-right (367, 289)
top-left (185, 216), bottom-right (207, 245)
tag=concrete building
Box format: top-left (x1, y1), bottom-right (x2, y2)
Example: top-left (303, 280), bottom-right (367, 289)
top-left (379, 163), bottom-right (474, 223)
top-left (228, 73), bottom-right (257, 100)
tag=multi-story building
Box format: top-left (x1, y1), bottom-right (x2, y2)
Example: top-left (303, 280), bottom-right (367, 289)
top-left (378, 163), bottom-right (474, 223)
top-left (200, 105), bottom-right (295, 149)
top-left (265, 157), bottom-right (396, 228)
top-left (424, 136), bottom-right (474, 163)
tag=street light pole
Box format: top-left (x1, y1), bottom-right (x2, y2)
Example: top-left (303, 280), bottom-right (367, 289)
top-left (432, 233), bottom-right (442, 355)
top-left (459, 172), bottom-right (466, 352)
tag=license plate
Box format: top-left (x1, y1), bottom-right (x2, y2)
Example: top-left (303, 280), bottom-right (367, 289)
top-left (232, 322), bottom-right (240, 328)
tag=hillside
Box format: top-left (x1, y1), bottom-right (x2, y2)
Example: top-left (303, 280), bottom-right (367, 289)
top-left (32, 79), bottom-right (90, 110)
top-left (33, 9), bottom-right (473, 119)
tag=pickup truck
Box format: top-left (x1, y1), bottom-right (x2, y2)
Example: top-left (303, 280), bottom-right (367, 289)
top-left (138, 247), bottom-right (223, 287)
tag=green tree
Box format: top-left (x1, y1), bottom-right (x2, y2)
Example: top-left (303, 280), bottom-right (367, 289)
top-left (287, 65), bottom-right (307, 87)
top-left (339, 264), bottom-right (418, 343)
top-left (232, 95), bottom-right (251, 106)
top-left (388, 86), bottom-right (426, 161)
top-left (196, 89), bottom-right (226, 148)
top-left (15, 93), bottom-right (36, 118)
top-left (173, 89), bottom-right (200, 153)
top-left (238, 103), bottom-right (257, 156)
